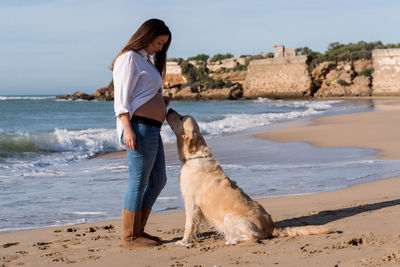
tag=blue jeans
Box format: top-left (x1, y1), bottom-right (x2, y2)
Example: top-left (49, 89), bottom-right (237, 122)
top-left (122, 121), bottom-right (167, 211)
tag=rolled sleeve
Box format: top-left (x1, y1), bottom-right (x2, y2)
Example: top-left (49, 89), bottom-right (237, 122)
top-left (113, 52), bottom-right (139, 118)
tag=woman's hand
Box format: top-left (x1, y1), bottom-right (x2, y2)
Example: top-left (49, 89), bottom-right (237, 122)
top-left (119, 113), bottom-right (136, 151)
top-left (123, 128), bottom-right (136, 151)
top-left (164, 95), bottom-right (172, 107)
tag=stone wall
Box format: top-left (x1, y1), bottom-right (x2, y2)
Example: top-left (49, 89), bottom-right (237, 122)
top-left (272, 45), bottom-right (296, 58)
top-left (243, 55), bottom-right (312, 98)
top-left (210, 71), bottom-right (247, 84)
top-left (164, 61), bottom-right (187, 88)
top-left (372, 48), bottom-right (400, 96)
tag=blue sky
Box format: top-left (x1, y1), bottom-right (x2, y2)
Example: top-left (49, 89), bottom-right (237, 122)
top-left (1, 0), bottom-right (399, 95)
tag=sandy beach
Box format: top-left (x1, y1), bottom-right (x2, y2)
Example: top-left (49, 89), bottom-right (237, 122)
top-left (2, 98), bottom-right (400, 267)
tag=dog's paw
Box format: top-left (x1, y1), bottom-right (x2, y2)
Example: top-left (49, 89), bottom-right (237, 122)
top-left (225, 239), bottom-right (238, 246)
top-left (175, 240), bottom-right (191, 247)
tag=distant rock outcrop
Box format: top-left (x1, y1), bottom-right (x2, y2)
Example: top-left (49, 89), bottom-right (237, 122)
top-left (312, 60), bottom-right (372, 97)
top-left (56, 91), bottom-right (94, 101)
top-left (57, 81), bottom-right (114, 101)
top-left (93, 85), bottom-right (114, 101)
top-left (163, 82), bottom-right (243, 101)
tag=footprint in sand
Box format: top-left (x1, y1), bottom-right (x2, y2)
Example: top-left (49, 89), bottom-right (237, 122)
top-left (163, 228), bottom-right (184, 234)
top-left (2, 242), bottom-right (20, 248)
top-left (33, 241), bottom-right (52, 250)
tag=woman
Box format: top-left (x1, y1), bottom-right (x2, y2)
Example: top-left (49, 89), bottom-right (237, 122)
top-left (111, 18), bottom-right (171, 249)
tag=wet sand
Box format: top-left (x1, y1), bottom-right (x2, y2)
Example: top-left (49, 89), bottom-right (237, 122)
top-left (1, 98), bottom-right (400, 266)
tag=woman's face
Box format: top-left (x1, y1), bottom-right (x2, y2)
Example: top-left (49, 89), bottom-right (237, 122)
top-left (145, 35), bottom-right (169, 55)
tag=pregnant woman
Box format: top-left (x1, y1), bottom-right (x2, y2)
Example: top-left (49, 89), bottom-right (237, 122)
top-left (111, 18), bottom-right (171, 249)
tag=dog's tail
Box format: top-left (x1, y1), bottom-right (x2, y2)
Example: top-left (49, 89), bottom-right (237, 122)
top-left (272, 225), bottom-right (334, 237)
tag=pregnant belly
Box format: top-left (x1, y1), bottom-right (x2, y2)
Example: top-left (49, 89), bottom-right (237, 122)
top-left (133, 92), bottom-right (166, 122)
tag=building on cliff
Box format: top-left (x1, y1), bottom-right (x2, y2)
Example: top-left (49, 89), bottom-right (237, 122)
top-left (243, 45), bottom-right (312, 98)
top-left (372, 48), bottom-right (400, 96)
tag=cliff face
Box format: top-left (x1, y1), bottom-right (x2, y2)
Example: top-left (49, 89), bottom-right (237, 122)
top-left (243, 55), bottom-right (312, 98)
top-left (163, 83), bottom-right (243, 101)
top-left (372, 49), bottom-right (400, 96)
top-left (312, 60), bottom-right (372, 97)
top-left (59, 47), bottom-right (400, 101)
top-left (164, 61), bottom-right (187, 88)
top-left (163, 57), bottom-right (247, 100)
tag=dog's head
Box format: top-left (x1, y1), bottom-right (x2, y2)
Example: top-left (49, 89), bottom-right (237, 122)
top-left (166, 109), bottom-right (211, 161)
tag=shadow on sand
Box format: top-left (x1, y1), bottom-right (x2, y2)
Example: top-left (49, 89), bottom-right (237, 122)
top-left (275, 198), bottom-right (400, 228)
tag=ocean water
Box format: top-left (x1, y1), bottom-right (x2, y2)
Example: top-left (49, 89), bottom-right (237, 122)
top-left (1, 96), bottom-right (400, 232)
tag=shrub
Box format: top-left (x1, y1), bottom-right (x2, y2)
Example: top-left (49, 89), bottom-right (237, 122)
top-left (221, 67), bottom-right (229, 73)
top-left (358, 68), bottom-right (373, 77)
top-left (210, 53), bottom-right (234, 62)
top-left (265, 52), bottom-right (275, 58)
top-left (232, 64), bottom-right (247, 71)
top-left (180, 61), bottom-right (198, 83)
top-left (245, 54), bottom-right (264, 67)
top-left (295, 46), bottom-right (323, 69)
top-left (337, 79), bottom-right (350, 86)
top-left (168, 57), bottom-right (184, 64)
top-left (295, 41), bottom-right (400, 70)
top-left (179, 59), bottom-right (229, 89)
top-left (188, 54), bottom-right (209, 62)
top-left (386, 43), bottom-right (400, 48)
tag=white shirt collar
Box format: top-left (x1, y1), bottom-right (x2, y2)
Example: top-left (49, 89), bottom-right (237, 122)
top-left (138, 49), bottom-right (149, 60)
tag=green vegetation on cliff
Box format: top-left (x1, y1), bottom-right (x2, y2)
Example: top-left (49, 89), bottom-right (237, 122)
top-left (188, 54), bottom-right (209, 61)
top-left (209, 53), bottom-right (234, 62)
top-left (296, 41), bottom-right (400, 69)
top-left (180, 60), bottom-right (231, 89)
top-left (169, 41), bottom-right (400, 91)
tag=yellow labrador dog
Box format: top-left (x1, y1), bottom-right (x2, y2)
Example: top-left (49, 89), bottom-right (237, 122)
top-left (167, 109), bottom-right (333, 246)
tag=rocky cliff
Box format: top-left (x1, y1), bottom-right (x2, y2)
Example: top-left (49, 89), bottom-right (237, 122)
top-left (59, 46), bottom-right (400, 101)
top-left (312, 59), bottom-right (372, 97)
top-left (243, 45), bottom-right (375, 99)
top-left (163, 83), bottom-right (243, 101)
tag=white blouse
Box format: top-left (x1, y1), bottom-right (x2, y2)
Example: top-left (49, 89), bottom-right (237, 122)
top-left (113, 49), bottom-right (163, 143)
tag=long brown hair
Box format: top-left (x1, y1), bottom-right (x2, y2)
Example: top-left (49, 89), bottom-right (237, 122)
top-left (110, 18), bottom-right (171, 76)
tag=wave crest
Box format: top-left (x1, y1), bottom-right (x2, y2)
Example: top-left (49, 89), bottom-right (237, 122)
top-left (0, 128), bottom-right (121, 158)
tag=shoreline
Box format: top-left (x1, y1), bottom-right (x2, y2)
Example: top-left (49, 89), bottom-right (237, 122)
top-left (2, 98), bottom-right (400, 266)
top-left (255, 98), bottom-right (400, 160)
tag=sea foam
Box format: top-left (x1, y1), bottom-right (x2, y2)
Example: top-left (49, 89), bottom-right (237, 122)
top-left (161, 106), bottom-right (324, 143)
top-left (0, 96), bottom-right (56, 100)
top-left (0, 128), bottom-right (121, 158)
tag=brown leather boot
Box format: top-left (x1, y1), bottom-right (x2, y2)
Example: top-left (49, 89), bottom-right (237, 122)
top-left (122, 209), bottom-right (159, 249)
top-left (141, 206), bottom-right (161, 242)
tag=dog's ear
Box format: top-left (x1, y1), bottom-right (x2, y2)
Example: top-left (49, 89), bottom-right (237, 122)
top-left (184, 132), bottom-right (198, 153)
